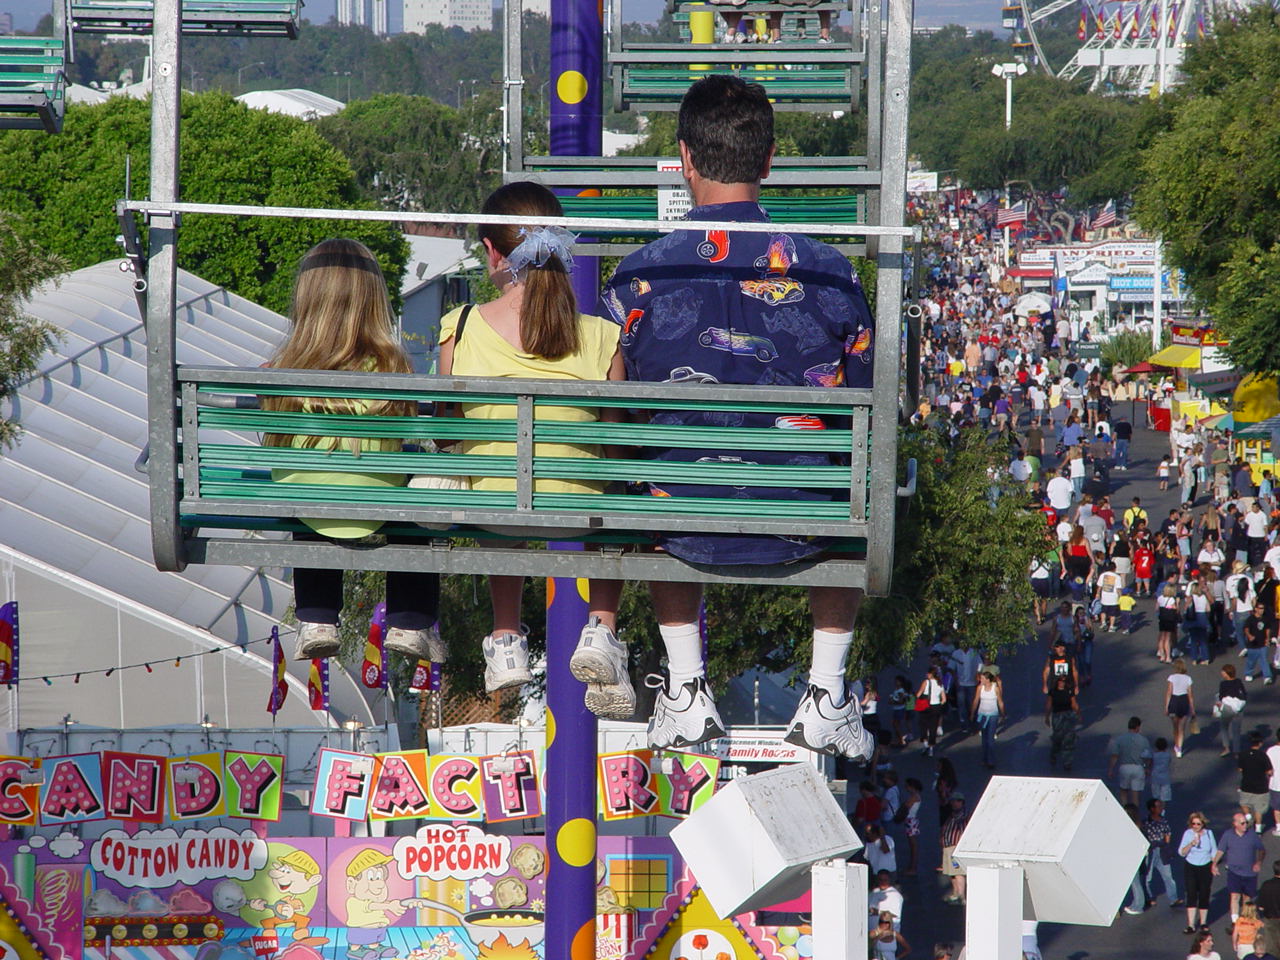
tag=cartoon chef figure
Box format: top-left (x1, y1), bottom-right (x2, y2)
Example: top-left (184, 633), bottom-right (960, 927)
top-left (344, 849), bottom-right (407, 959)
top-left (247, 849), bottom-right (329, 948)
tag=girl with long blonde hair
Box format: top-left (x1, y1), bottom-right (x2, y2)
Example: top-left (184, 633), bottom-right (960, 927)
top-left (265, 238), bottom-right (441, 663)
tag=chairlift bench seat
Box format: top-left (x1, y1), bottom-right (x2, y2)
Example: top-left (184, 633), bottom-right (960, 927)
top-left (617, 65), bottom-right (856, 111)
top-left (0, 37), bottom-right (67, 133)
top-left (70, 0), bottom-right (301, 37)
top-left (513, 155), bottom-right (877, 189)
top-left (164, 366), bottom-right (885, 590)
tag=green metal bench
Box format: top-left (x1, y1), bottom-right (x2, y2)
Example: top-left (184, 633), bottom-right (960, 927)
top-left (70, 0), bottom-right (301, 37)
top-left (558, 194), bottom-right (865, 254)
top-left (166, 365), bottom-right (887, 590)
top-left (512, 155), bottom-right (876, 190)
top-left (617, 65), bottom-right (856, 112)
top-left (0, 36), bottom-right (67, 133)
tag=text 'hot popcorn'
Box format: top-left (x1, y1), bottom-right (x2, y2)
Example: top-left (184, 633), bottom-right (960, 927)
top-left (393, 824), bottom-right (512, 881)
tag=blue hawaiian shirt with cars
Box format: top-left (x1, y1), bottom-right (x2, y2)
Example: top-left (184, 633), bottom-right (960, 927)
top-left (600, 200), bottom-right (876, 564)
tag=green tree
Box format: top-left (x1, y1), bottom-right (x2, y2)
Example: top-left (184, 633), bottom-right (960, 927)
top-left (0, 92), bottom-right (407, 315)
top-left (315, 93), bottom-right (502, 216)
top-left (1133, 5), bottom-right (1280, 375)
top-left (0, 215), bottom-right (62, 451)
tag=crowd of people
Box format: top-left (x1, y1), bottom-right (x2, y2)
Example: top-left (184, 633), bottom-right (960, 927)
top-left (845, 190), bottom-right (1280, 960)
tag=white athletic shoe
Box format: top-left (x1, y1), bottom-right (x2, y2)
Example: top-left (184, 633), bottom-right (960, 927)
top-left (569, 617), bottom-right (636, 719)
top-left (294, 621), bottom-right (340, 660)
top-left (385, 624), bottom-right (447, 662)
top-left (784, 684), bottom-right (875, 760)
top-left (646, 675), bottom-right (726, 749)
top-left (483, 630), bottom-right (532, 693)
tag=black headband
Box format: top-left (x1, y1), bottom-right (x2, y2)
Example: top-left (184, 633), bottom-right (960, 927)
top-left (298, 251), bottom-right (382, 275)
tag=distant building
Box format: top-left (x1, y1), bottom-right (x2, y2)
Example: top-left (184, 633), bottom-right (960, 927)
top-left (337, 0), bottom-right (390, 35)
top-left (403, 0), bottom-right (491, 32)
top-left (399, 233), bottom-right (481, 371)
top-left (0, 12), bottom-right (13, 34)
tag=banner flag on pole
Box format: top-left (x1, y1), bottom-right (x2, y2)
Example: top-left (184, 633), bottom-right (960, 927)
top-left (0, 602), bottom-right (16, 687)
top-left (308, 657), bottom-right (329, 711)
top-left (267, 627), bottom-right (287, 716)
top-left (361, 602), bottom-right (388, 690)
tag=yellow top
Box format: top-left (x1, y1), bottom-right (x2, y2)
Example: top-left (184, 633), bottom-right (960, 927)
top-left (440, 305), bottom-right (619, 495)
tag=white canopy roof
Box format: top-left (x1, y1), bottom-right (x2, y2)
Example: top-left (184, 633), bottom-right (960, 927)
top-left (0, 261), bottom-right (385, 731)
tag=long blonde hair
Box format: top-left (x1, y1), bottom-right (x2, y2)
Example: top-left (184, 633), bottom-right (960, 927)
top-left (263, 238), bottom-right (412, 450)
top-left (479, 181), bottom-right (579, 361)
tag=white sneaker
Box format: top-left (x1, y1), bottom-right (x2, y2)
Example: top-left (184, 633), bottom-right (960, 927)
top-left (483, 630), bottom-right (531, 693)
top-left (1271, 827), bottom-right (1280, 837)
top-left (294, 621), bottom-right (339, 660)
top-left (385, 624), bottom-right (447, 662)
top-left (783, 685), bottom-right (874, 760)
top-left (570, 617), bottom-right (636, 720)
top-left (646, 675), bottom-right (726, 749)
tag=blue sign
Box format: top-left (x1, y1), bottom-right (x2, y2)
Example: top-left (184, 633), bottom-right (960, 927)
top-left (1109, 274), bottom-right (1171, 291)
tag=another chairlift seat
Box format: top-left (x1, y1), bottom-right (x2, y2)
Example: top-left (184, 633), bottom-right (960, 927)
top-left (70, 0), bottom-right (302, 37)
top-left (0, 36), bottom-right (68, 133)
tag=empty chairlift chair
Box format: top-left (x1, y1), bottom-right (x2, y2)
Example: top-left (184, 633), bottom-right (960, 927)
top-left (70, 0), bottom-right (302, 37)
top-left (0, 34), bottom-right (69, 133)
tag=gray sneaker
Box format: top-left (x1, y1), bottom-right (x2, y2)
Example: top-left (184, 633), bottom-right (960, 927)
top-left (294, 621), bottom-right (340, 660)
top-left (385, 624), bottom-right (447, 662)
top-left (483, 630), bottom-right (531, 693)
top-left (570, 617), bottom-right (636, 719)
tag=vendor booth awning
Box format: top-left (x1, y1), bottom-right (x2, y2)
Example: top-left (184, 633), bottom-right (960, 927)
top-left (1236, 413), bottom-right (1280, 440)
top-left (1188, 369), bottom-right (1242, 395)
top-left (1148, 344), bottom-right (1201, 369)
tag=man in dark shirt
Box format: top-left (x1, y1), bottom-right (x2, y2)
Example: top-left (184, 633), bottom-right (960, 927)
top-left (1113, 417), bottom-right (1133, 470)
top-left (1244, 604), bottom-right (1273, 683)
top-left (601, 75), bottom-right (875, 759)
top-left (1239, 733), bottom-right (1275, 867)
top-left (1143, 797), bottom-right (1181, 907)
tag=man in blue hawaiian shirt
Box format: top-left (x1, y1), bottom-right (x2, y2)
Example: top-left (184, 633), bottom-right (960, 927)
top-left (595, 74), bottom-right (875, 759)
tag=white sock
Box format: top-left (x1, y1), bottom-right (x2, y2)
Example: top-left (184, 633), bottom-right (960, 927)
top-left (809, 629), bottom-right (854, 699)
top-left (659, 623), bottom-right (704, 686)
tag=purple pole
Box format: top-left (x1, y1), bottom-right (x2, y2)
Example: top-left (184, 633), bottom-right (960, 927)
top-left (543, 554), bottom-right (596, 960)
top-left (550, 0), bottom-right (603, 310)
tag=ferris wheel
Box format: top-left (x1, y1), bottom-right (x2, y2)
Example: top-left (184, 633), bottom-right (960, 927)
top-left (1002, 0), bottom-right (1249, 93)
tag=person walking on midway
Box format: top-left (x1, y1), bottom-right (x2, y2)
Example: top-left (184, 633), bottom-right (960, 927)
top-left (1046, 674), bottom-right (1079, 770)
top-left (1214, 809), bottom-right (1266, 928)
top-left (1108, 716), bottom-right (1153, 809)
top-left (1180, 811), bottom-right (1218, 934)
top-left (1166, 659), bottom-right (1197, 758)
top-left (971, 669), bottom-right (1004, 769)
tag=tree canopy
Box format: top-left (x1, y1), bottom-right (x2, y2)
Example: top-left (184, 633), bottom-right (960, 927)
top-left (0, 216), bottom-right (61, 451)
top-left (0, 91), bottom-right (406, 315)
top-left (1134, 5), bottom-right (1280, 375)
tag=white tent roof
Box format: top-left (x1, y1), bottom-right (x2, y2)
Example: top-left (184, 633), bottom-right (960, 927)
top-left (236, 88), bottom-right (345, 120)
top-left (0, 261), bottom-right (384, 731)
top-left (402, 234), bottom-right (480, 298)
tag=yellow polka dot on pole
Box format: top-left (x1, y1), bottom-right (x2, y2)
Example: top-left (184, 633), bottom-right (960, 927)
top-left (546, 706), bottom-right (556, 748)
top-left (556, 70), bottom-right (589, 106)
top-left (576, 578), bottom-right (590, 603)
top-left (556, 817), bottom-right (596, 867)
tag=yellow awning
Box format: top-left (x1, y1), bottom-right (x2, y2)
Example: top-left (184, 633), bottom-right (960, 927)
top-left (1149, 344), bottom-right (1201, 369)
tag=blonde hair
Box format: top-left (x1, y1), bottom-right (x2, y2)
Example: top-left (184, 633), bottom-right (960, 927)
top-left (1241, 899), bottom-right (1258, 920)
top-left (479, 181), bottom-right (579, 361)
top-left (1172, 658), bottom-right (1187, 674)
top-left (263, 238), bottom-right (412, 451)
top-left (1187, 810), bottom-right (1208, 827)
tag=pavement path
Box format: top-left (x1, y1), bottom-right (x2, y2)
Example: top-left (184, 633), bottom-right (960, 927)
top-left (877, 415), bottom-right (1270, 960)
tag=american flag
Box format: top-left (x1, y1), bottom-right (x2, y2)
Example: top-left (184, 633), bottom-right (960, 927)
top-left (1093, 199), bottom-right (1117, 228)
top-left (996, 201), bottom-right (1027, 227)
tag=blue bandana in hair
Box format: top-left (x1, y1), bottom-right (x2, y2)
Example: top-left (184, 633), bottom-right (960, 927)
top-left (505, 226), bottom-right (578, 275)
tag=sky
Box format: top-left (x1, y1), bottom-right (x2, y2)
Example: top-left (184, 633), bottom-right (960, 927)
top-left (8, 0), bottom-right (1004, 33)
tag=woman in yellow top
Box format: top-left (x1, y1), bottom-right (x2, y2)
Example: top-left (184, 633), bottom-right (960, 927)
top-left (263, 238), bottom-right (442, 664)
top-left (436, 182), bottom-right (631, 718)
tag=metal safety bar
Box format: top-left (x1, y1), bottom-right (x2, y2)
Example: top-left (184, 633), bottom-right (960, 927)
top-left (118, 199), bottom-right (917, 239)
